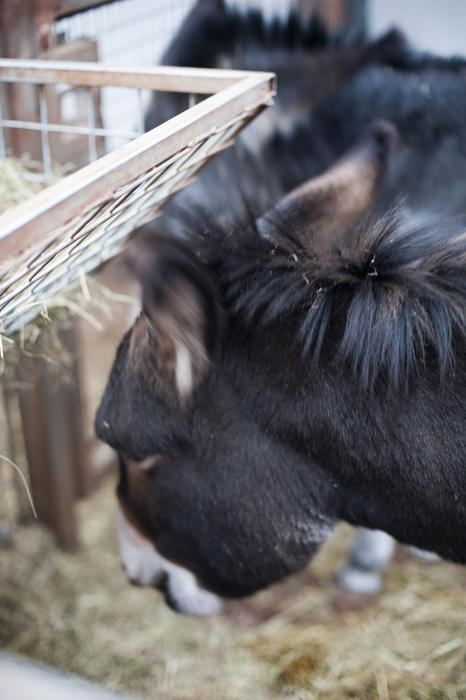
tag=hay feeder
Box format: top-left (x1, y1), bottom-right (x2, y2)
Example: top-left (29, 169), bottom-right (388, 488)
top-left (0, 59), bottom-right (276, 548)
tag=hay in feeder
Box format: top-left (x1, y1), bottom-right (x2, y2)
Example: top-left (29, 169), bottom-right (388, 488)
top-left (0, 155), bottom-right (69, 214)
top-left (0, 158), bottom-right (46, 214)
top-left (0, 157), bottom-right (138, 366)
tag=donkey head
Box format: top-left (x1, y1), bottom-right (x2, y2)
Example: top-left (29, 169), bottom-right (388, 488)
top-left (95, 122), bottom-right (403, 613)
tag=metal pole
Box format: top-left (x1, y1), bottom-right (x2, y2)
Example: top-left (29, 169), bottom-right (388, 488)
top-left (0, 85), bottom-right (6, 158)
top-left (87, 86), bottom-right (98, 162)
top-left (38, 83), bottom-right (52, 177)
top-left (137, 88), bottom-right (145, 134)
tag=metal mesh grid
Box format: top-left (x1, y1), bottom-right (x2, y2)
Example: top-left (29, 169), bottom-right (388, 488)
top-left (0, 61), bottom-right (275, 337)
top-left (0, 81), bottom-right (155, 172)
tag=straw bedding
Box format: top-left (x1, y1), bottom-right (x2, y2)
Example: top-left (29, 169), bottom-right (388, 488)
top-left (1, 478), bottom-right (464, 700)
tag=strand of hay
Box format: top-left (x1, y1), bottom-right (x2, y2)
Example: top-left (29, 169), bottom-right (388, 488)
top-left (0, 454), bottom-right (37, 519)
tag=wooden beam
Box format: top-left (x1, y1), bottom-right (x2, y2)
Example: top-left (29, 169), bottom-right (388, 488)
top-left (0, 59), bottom-right (258, 93)
top-left (17, 329), bottom-right (79, 552)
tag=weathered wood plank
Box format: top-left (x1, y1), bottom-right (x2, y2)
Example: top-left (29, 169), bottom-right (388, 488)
top-left (0, 59), bottom-right (259, 93)
top-left (17, 331), bottom-right (79, 552)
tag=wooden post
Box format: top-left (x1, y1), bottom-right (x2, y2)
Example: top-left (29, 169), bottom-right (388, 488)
top-left (17, 327), bottom-right (80, 552)
top-left (61, 323), bottom-right (91, 500)
top-left (0, 0), bottom-right (55, 159)
top-left (1, 384), bottom-right (32, 524)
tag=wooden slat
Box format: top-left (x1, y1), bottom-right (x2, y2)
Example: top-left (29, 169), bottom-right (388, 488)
top-left (0, 59), bottom-right (259, 94)
top-left (17, 344), bottom-right (78, 552)
top-left (62, 323), bottom-right (90, 500)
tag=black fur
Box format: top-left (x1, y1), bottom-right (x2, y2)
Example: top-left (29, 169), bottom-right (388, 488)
top-left (192, 209), bottom-right (466, 390)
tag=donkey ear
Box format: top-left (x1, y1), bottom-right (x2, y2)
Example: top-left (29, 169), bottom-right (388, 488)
top-left (257, 120), bottom-right (403, 240)
top-left (126, 236), bottom-right (221, 399)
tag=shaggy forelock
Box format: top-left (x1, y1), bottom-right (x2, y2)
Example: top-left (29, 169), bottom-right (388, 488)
top-left (178, 205), bottom-right (466, 391)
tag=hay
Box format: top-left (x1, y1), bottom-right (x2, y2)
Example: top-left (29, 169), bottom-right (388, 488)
top-left (0, 155), bottom-right (69, 213)
top-left (1, 476), bottom-right (464, 700)
top-left (0, 158), bottom-right (47, 214)
top-left (0, 454), bottom-right (37, 519)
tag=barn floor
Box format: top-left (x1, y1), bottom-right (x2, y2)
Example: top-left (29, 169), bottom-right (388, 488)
top-left (1, 476), bottom-right (465, 700)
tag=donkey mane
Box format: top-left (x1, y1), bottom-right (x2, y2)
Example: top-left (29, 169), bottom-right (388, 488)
top-left (191, 209), bottom-right (466, 390)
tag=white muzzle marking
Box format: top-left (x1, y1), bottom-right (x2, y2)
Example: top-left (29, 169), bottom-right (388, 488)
top-left (116, 505), bottom-right (223, 615)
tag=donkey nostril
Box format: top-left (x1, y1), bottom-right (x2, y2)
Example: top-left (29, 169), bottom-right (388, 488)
top-left (153, 570), bottom-right (169, 593)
